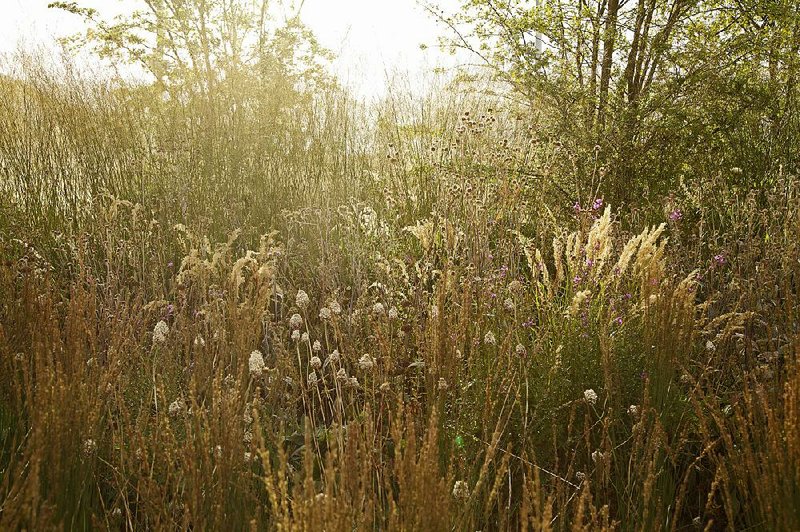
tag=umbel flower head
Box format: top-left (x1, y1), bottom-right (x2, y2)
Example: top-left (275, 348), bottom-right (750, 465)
top-left (295, 290), bottom-right (310, 310)
top-left (584, 389), bottom-right (598, 405)
top-left (310, 356), bottom-right (322, 369)
top-left (484, 331), bottom-right (497, 345)
top-left (249, 350), bottom-right (266, 378)
top-left (153, 320), bottom-right (169, 344)
top-left (358, 354), bottom-right (375, 370)
top-left (289, 313), bottom-right (303, 329)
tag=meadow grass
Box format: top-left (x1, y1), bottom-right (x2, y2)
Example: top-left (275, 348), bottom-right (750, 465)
top-left (1, 52), bottom-right (799, 530)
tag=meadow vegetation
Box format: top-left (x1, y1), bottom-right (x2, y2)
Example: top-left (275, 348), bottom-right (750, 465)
top-left (1, 0), bottom-right (799, 529)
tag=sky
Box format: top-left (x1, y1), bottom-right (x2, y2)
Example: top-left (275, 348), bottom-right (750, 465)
top-left (0, 0), bottom-right (467, 98)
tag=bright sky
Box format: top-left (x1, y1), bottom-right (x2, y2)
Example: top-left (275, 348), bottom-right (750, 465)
top-left (0, 0), bottom-right (466, 98)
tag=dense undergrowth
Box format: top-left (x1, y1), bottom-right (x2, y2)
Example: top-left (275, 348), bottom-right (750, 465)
top-left (1, 27), bottom-right (800, 531)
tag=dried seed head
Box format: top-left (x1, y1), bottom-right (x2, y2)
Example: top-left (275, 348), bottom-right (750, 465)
top-left (358, 354), bottom-right (375, 370)
top-left (289, 313), bottom-right (303, 329)
top-left (291, 330), bottom-right (301, 341)
top-left (319, 307), bottom-right (332, 320)
top-left (584, 389), bottom-right (598, 405)
top-left (310, 356), bottom-right (322, 369)
top-left (153, 320), bottom-right (169, 344)
top-left (452, 480), bottom-right (470, 500)
top-left (249, 350), bottom-right (266, 378)
top-left (168, 398), bottom-right (185, 417)
top-left (295, 290), bottom-right (310, 310)
top-left (484, 331), bottom-right (497, 345)
top-left (312, 340), bottom-right (322, 352)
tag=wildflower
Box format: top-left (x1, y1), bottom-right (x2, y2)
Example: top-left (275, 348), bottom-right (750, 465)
top-left (484, 331), bottom-right (497, 345)
top-left (372, 302), bottom-right (385, 316)
top-left (584, 389), bottom-right (598, 405)
top-left (591, 450), bottom-right (604, 463)
top-left (358, 354), bottom-right (375, 370)
top-left (503, 297), bottom-right (515, 311)
top-left (152, 320), bottom-right (169, 344)
top-left (592, 197), bottom-right (603, 211)
top-left (307, 371), bottom-right (318, 386)
top-left (243, 431), bottom-right (253, 444)
top-left (437, 378), bottom-right (449, 391)
top-left (705, 340), bottom-right (716, 352)
top-left (347, 376), bottom-right (359, 388)
top-left (168, 398), bottom-right (185, 417)
top-left (328, 300), bottom-right (342, 314)
top-left (712, 254), bottom-right (726, 267)
top-left (380, 382), bottom-right (391, 392)
top-left (515, 344), bottom-right (526, 356)
top-left (301, 332), bottom-right (309, 343)
top-left (329, 349), bottom-right (340, 363)
top-left (388, 306), bottom-right (399, 319)
top-left (628, 404), bottom-right (640, 417)
top-left (319, 307), bottom-right (332, 320)
top-left (83, 438), bottom-right (97, 457)
top-left (291, 330), bottom-right (301, 341)
top-left (452, 480), bottom-right (470, 501)
top-left (289, 313), bottom-right (303, 329)
top-left (243, 451), bottom-right (252, 462)
top-left (249, 350), bottom-right (266, 378)
top-left (575, 471), bottom-right (586, 482)
top-left (336, 368), bottom-right (348, 382)
top-left (310, 356), bottom-right (322, 369)
top-left (295, 290), bottom-right (310, 310)
top-left (312, 340), bottom-right (322, 352)
top-left (508, 279), bottom-right (523, 292)
top-left (669, 209), bottom-right (683, 222)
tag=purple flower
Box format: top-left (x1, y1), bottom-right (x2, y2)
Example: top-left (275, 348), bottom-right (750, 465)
top-left (669, 209), bottom-right (682, 222)
top-left (592, 197), bottom-right (603, 211)
top-left (573, 201), bottom-right (582, 213)
top-left (614, 316), bottom-right (623, 326)
top-left (167, 261), bottom-right (174, 268)
top-left (573, 275), bottom-right (582, 284)
top-left (713, 254), bottom-right (726, 266)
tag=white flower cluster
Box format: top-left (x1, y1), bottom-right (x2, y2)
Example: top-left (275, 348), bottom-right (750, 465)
top-left (249, 350), bottom-right (266, 378)
top-left (152, 320), bottom-right (169, 344)
top-left (584, 389), bottom-right (598, 405)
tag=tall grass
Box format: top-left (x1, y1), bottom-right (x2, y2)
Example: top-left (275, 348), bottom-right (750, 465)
top-left (1, 51), bottom-right (798, 530)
